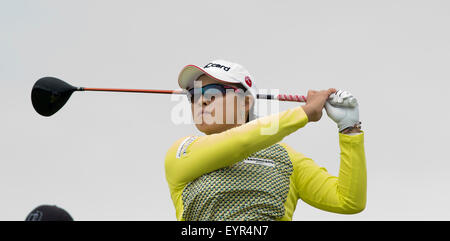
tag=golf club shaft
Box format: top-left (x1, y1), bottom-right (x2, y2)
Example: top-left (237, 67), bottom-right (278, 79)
top-left (81, 87), bottom-right (184, 95)
top-left (79, 87), bottom-right (307, 103)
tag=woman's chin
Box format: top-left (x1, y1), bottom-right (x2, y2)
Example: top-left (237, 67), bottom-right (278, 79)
top-left (195, 122), bottom-right (221, 135)
top-left (195, 121), bottom-right (240, 135)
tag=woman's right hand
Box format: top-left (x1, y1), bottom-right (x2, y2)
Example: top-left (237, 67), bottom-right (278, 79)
top-left (301, 88), bottom-right (336, 122)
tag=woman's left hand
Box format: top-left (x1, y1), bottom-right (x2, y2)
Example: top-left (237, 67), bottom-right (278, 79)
top-left (325, 90), bottom-right (360, 132)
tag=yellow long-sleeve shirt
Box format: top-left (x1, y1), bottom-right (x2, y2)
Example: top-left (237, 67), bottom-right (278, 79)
top-left (165, 106), bottom-right (366, 221)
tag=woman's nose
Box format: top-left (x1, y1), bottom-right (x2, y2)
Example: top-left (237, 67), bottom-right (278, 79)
top-left (191, 95), bottom-right (209, 106)
top-left (201, 96), bottom-right (215, 106)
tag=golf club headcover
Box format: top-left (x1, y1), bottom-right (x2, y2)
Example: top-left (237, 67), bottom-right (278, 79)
top-left (325, 90), bottom-right (360, 132)
top-left (25, 205), bottom-right (74, 221)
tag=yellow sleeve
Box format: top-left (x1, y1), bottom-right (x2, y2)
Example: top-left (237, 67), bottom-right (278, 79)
top-left (281, 132), bottom-right (367, 214)
top-left (165, 106), bottom-right (309, 189)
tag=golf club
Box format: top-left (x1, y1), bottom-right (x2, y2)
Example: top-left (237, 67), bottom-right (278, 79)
top-left (31, 76), bottom-right (355, 117)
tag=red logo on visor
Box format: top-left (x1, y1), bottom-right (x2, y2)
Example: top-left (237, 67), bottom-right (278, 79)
top-left (245, 76), bottom-right (252, 87)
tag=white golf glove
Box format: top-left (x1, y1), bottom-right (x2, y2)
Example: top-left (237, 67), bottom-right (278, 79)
top-left (325, 90), bottom-right (360, 132)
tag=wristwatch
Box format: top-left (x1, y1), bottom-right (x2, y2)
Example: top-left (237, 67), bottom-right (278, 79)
top-left (340, 121), bottom-right (362, 134)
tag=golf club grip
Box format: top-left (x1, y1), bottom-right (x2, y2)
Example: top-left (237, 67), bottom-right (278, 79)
top-left (257, 94), bottom-right (307, 103)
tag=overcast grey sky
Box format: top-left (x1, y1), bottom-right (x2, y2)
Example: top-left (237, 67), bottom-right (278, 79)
top-left (1, 0), bottom-right (450, 220)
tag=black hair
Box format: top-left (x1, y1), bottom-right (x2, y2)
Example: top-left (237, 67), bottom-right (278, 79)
top-left (233, 83), bottom-right (251, 123)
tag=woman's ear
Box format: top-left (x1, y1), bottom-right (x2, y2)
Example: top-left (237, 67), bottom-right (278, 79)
top-left (245, 95), bottom-right (254, 113)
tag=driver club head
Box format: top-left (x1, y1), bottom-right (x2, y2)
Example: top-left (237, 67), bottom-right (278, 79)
top-left (31, 77), bottom-right (78, 117)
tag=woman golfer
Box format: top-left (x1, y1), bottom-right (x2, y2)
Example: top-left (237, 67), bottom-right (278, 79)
top-left (165, 60), bottom-right (366, 221)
